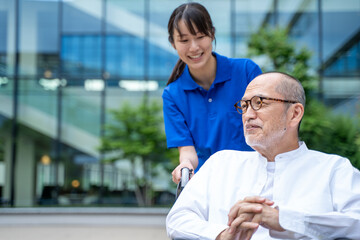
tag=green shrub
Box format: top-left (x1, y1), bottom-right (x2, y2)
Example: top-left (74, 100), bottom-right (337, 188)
top-left (301, 101), bottom-right (360, 169)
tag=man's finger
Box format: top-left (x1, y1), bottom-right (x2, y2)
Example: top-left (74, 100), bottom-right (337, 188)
top-left (228, 203), bottom-right (262, 226)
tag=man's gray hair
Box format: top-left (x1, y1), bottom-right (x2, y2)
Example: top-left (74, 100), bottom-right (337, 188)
top-left (274, 72), bottom-right (306, 108)
top-left (258, 71), bottom-right (306, 133)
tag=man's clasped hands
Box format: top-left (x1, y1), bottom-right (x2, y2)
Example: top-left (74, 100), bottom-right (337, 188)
top-left (216, 196), bottom-right (285, 240)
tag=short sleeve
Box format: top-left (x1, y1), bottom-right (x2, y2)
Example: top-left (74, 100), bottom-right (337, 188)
top-left (162, 89), bottom-right (194, 148)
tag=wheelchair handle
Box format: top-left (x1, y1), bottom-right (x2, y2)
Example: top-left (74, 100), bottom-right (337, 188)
top-left (180, 167), bottom-right (191, 187)
top-left (176, 167), bottom-right (193, 199)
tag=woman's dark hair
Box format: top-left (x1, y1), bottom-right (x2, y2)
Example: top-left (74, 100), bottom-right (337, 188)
top-left (167, 2), bottom-right (216, 85)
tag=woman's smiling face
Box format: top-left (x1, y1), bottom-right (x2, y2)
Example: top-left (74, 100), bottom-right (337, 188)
top-left (172, 20), bottom-right (214, 72)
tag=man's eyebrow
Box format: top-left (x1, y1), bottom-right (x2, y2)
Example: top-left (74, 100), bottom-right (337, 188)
top-left (241, 94), bottom-right (265, 100)
top-left (241, 95), bottom-right (251, 100)
top-left (241, 95), bottom-right (253, 100)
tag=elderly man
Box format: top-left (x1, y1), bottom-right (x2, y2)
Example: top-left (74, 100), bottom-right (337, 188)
top-left (166, 72), bottom-right (360, 240)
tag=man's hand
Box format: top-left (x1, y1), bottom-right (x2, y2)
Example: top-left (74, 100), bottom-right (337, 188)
top-left (226, 196), bottom-right (284, 239)
top-left (228, 196), bottom-right (273, 226)
top-left (251, 203), bottom-right (284, 232)
top-left (216, 226), bottom-right (258, 240)
top-left (216, 222), bottom-right (259, 240)
top-left (215, 227), bottom-right (240, 240)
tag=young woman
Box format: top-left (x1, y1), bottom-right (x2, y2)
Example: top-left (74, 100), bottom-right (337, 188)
top-left (163, 2), bottom-right (262, 183)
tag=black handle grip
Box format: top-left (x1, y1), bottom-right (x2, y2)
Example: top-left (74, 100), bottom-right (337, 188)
top-left (176, 167), bottom-right (193, 199)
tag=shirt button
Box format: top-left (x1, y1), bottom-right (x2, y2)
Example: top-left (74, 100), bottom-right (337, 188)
top-left (208, 98), bottom-right (213, 102)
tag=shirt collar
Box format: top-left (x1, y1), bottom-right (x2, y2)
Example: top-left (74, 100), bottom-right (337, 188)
top-left (257, 141), bottom-right (308, 163)
top-left (274, 141), bottom-right (308, 162)
top-left (181, 52), bottom-right (231, 90)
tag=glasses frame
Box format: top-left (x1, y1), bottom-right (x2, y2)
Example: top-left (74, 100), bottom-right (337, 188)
top-left (234, 95), bottom-right (298, 114)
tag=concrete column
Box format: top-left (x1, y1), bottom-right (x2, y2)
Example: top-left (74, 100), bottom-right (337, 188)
top-left (4, 135), bottom-right (11, 204)
top-left (4, 133), bottom-right (35, 207)
top-left (14, 134), bottom-right (35, 206)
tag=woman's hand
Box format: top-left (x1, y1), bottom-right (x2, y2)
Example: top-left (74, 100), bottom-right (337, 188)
top-left (172, 146), bottom-right (198, 184)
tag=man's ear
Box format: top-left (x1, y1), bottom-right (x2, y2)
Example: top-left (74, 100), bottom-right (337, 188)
top-left (289, 103), bottom-right (304, 127)
top-left (171, 43), bottom-right (176, 50)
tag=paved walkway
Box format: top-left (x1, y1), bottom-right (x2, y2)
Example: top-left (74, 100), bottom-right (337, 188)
top-left (0, 226), bottom-right (169, 240)
top-left (0, 207), bottom-right (171, 240)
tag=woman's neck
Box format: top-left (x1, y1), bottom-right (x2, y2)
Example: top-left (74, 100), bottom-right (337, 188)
top-left (189, 54), bottom-right (217, 91)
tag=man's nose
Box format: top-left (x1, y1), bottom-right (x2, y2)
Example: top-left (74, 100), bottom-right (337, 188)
top-left (243, 105), bottom-right (257, 121)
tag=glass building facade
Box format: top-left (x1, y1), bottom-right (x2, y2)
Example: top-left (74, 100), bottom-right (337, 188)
top-left (0, 0), bottom-right (359, 207)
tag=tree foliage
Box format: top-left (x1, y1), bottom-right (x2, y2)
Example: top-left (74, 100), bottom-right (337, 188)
top-left (247, 26), bottom-right (360, 170)
top-left (99, 99), bottom-right (178, 206)
top-left (247, 27), bottom-right (316, 97)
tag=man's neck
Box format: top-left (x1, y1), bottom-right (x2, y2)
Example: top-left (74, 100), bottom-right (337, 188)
top-left (255, 141), bottom-right (300, 162)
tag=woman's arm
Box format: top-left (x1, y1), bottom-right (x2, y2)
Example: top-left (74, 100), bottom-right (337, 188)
top-left (172, 146), bottom-right (198, 184)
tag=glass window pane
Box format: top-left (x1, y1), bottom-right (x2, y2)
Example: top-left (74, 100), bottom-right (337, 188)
top-left (105, 0), bottom-right (146, 79)
top-left (106, 0), bottom-right (145, 34)
top-left (61, 35), bottom-right (102, 80)
top-left (235, 0), bottom-right (273, 57)
top-left (287, 0), bottom-right (319, 67)
top-left (19, 0), bottom-right (60, 77)
top-left (17, 77), bottom-right (58, 206)
top-left (0, 0), bottom-right (16, 76)
top-left (63, 88), bottom-right (102, 137)
top-left (62, 0), bottom-right (102, 33)
top-left (203, 0), bottom-right (232, 56)
top-left (322, 0), bottom-right (360, 60)
top-left (148, 0), bottom-right (180, 81)
top-left (148, 40), bottom-right (177, 81)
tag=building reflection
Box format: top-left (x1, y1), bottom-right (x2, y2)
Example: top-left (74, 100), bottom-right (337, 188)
top-left (0, 0), bottom-right (359, 207)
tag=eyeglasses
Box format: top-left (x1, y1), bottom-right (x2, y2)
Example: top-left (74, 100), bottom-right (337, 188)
top-left (234, 95), bottom-right (298, 114)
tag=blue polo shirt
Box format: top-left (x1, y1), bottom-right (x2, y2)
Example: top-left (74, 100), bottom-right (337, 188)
top-left (162, 52), bottom-right (262, 171)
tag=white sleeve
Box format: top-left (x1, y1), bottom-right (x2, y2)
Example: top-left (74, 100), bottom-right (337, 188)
top-left (166, 154), bottom-right (228, 240)
top-left (272, 159), bottom-right (360, 239)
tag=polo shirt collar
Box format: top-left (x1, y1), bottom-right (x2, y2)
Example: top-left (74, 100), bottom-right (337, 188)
top-left (181, 65), bottom-right (200, 90)
top-left (213, 52), bottom-right (231, 85)
top-left (181, 52), bottom-right (231, 90)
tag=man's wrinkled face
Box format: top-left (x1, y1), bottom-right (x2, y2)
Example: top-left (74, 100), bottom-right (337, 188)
top-left (242, 75), bottom-right (289, 150)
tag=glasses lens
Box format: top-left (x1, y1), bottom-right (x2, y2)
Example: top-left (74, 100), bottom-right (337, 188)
top-left (251, 96), bottom-right (262, 110)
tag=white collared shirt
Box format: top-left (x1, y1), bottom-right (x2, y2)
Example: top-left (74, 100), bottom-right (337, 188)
top-left (166, 142), bottom-right (360, 239)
